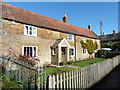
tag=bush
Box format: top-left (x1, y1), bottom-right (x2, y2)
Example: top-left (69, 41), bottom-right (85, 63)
top-left (59, 62), bottom-right (64, 66)
top-left (96, 50), bottom-right (108, 58)
top-left (1, 74), bottom-right (23, 89)
top-left (66, 61), bottom-right (73, 65)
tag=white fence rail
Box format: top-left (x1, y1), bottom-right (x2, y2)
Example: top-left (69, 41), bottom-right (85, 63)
top-left (47, 55), bottom-right (120, 89)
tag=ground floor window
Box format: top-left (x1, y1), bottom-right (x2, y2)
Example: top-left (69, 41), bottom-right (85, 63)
top-left (83, 48), bottom-right (87, 54)
top-left (69, 47), bottom-right (75, 57)
top-left (22, 46), bottom-right (37, 57)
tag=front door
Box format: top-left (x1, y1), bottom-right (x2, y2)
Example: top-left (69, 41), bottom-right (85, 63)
top-left (61, 47), bottom-right (67, 62)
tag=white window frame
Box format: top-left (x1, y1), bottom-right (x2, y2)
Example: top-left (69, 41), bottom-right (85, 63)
top-left (22, 45), bottom-right (38, 58)
top-left (69, 47), bottom-right (75, 57)
top-left (24, 25), bottom-right (37, 36)
top-left (83, 48), bottom-right (87, 54)
top-left (68, 34), bottom-right (74, 41)
top-left (82, 37), bottom-right (86, 43)
top-left (51, 48), bottom-right (56, 55)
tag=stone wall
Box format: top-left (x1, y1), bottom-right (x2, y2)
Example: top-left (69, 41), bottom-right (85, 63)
top-left (1, 19), bottom-right (100, 65)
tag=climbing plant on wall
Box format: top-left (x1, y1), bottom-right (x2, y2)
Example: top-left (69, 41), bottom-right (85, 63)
top-left (80, 40), bottom-right (98, 58)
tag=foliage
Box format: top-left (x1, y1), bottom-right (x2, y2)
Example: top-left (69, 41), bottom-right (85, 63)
top-left (18, 55), bottom-right (39, 66)
top-left (102, 44), bottom-right (112, 48)
top-left (112, 43), bottom-right (120, 50)
top-left (71, 58), bottom-right (106, 67)
top-left (46, 66), bottom-right (76, 77)
top-left (59, 62), bottom-right (64, 66)
top-left (102, 43), bottom-right (120, 51)
top-left (1, 74), bottom-right (23, 89)
top-left (80, 40), bottom-right (98, 55)
top-left (66, 61), bottom-right (73, 65)
top-left (96, 50), bottom-right (108, 58)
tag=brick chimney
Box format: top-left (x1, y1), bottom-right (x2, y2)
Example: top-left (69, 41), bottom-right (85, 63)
top-left (63, 13), bottom-right (68, 23)
top-left (88, 24), bottom-right (92, 30)
top-left (103, 32), bottom-right (106, 36)
top-left (113, 29), bottom-right (115, 34)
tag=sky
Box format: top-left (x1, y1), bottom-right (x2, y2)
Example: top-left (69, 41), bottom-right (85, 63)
top-left (6, 2), bottom-right (118, 36)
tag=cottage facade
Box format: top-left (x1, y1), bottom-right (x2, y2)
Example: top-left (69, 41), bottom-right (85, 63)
top-left (1, 4), bottom-right (100, 65)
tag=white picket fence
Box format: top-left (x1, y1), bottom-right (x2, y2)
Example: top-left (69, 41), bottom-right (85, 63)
top-left (47, 55), bottom-right (120, 89)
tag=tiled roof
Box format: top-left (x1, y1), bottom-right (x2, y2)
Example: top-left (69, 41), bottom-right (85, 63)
top-left (51, 38), bottom-right (63, 48)
top-left (101, 32), bottom-right (120, 42)
top-left (2, 4), bottom-right (99, 39)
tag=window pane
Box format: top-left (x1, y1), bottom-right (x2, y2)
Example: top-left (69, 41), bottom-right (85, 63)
top-left (34, 47), bottom-right (36, 57)
top-left (24, 47), bottom-right (26, 55)
top-left (30, 27), bottom-right (32, 30)
top-left (30, 29), bottom-right (32, 35)
top-left (30, 47), bottom-right (32, 57)
top-left (27, 47), bottom-right (29, 56)
top-left (71, 49), bottom-right (74, 55)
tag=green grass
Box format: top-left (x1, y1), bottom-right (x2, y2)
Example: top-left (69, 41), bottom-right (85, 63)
top-left (71, 58), bottom-right (106, 67)
top-left (46, 66), bottom-right (76, 77)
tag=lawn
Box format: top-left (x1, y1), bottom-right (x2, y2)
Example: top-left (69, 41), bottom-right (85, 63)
top-left (46, 58), bottom-right (106, 77)
top-left (46, 66), bottom-right (76, 77)
top-left (71, 58), bottom-right (106, 67)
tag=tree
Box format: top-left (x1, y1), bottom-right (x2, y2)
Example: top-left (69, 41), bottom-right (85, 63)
top-left (80, 40), bottom-right (98, 58)
top-left (112, 43), bottom-right (120, 51)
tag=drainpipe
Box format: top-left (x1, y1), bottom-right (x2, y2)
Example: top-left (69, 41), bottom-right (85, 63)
top-left (74, 35), bottom-right (77, 61)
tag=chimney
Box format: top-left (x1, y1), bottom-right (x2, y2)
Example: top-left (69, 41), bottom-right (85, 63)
top-left (113, 29), bottom-right (115, 34)
top-left (103, 32), bottom-right (106, 36)
top-left (88, 24), bottom-right (92, 30)
top-left (63, 13), bottom-right (68, 23)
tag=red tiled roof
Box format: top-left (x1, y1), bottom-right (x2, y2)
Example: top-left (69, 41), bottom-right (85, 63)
top-left (2, 4), bottom-right (99, 39)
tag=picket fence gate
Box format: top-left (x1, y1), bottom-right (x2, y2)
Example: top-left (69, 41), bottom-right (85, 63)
top-left (47, 55), bottom-right (120, 89)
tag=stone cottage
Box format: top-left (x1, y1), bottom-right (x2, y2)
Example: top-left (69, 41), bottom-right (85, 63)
top-left (1, 4), bottom-right (100, 65)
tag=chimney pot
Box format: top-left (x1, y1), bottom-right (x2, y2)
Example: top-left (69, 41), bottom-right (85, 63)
top-left (63, 13), bottom-right (68, 23)
top-left (88, 24), bottom-right (92, 30)
top-left (113, 29), bottom-right (115, 34)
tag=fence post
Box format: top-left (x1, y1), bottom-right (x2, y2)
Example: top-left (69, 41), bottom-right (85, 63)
top-left (60, 73), bottom-right (62, 89)
top-left (63, 72), bottom-right (66, 89)
top-left (56, 74), bottom-right (59, 88)
top-left (48, 75), bottom-right (53, 88)
top-left (69, 71), bottom-right (71, 89)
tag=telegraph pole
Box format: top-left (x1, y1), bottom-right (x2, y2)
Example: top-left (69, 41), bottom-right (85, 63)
top-left (100, 19), bottom-right (103, 48)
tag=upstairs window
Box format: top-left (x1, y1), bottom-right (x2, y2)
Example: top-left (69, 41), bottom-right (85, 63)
top-left (68, 34), bottom-right (74, 41)
top-left (82, 37), bottom-right (86, 43)
top-left (22, 46), bottom-right (37, 58)
top-left (24, 25), bottom-right (37, 36)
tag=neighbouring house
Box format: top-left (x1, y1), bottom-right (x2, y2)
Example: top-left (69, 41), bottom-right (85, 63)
top-left (101, 30), bottom-right (120, 52)
top-left (101, 30), bottom-right (120, 45)
top-left (1, 3), bottom-right (100, 65)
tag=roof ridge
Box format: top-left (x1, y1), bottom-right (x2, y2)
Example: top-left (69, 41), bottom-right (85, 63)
top-left (3, 3), bottom-right (91, 31)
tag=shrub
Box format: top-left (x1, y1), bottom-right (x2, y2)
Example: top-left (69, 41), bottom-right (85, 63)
top-left (1, 74), bottom-right (23, 89)
top-left (66, 61), bottom-right (73, 65)
top-left (96, 50), bottom-right (108, 58)
top-left (59, 62), bottom-right (64, 66)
